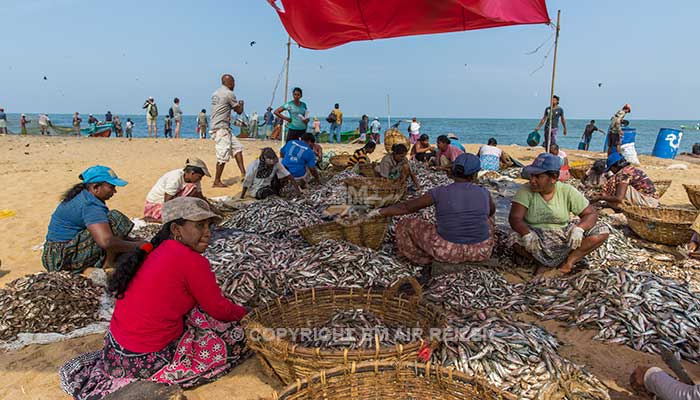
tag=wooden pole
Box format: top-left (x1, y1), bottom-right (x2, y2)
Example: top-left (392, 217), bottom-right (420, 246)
top-left (546, 10), bottom-right (561, 153)
top-left (282, 36), bottom-right (291, 141)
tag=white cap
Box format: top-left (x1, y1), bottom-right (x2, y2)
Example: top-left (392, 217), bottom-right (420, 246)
top-left (149, 96), bottom-right (154, 100)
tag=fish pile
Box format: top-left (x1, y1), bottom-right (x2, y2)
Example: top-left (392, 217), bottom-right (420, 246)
top-left (0, 272), bottom-right (103, 341)
top-left (130, 222), bottom-right (163, 241)
top-left (306, 170), bottom-right (358, 207)
top-left (410, 162), bottom-right (452, 197)
top-left (424, 267), bottom-right (521, 315)
top-left (219, 197), bottom-right (323, 237)
top-left (294, 309), bottom-right (416, 350)
top-left (207, 231), bottom-right (420, 307)
top-left (501, 167), bottom-right (523, 180)
top-left (518, 267), bottom-right (700, 362)
top-left (435, 316), bottom-right (609, 400)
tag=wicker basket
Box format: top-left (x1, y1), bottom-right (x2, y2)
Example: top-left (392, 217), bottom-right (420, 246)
top-left (344, 177), bottom-right (406, 207)
top-left (569, 166), bottom-right (589, 180)
top-left (330, 153), bottom-right (352, 170)
top-left (244, 279), bottom-right (447, 385)
top-left (358, 164), bottom-right (376, 177)
top-left (621, 205), bottom-right (697, 245)
top-left (684, 184), bottom-right (700, 209)
top-left (300, 217), bottom-right (389, 250)
top-left (270, 360), bottom-right (514, 400)
top-left (383, 128), bottom-right (410, 154)
top-left (654, 180), bottom-right (672, 198)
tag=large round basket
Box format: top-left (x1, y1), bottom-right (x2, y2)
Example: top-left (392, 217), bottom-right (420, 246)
top-left (330, 153), bottom-right (351, 170)
top-left (357, 164), bottom-right (376, 177)
top-left (383, 128), bottom-right (410, 153)
top-left (344, 177), bottom-right (406, 207)
top-left (654, 180), bottom-right (672, 198)
top-left (684, 184), bottom-right (700, 209)
top-left (300, 217), bottom-right (389, 250)
top-left (270, 361), bottom-right (514, 400)
top-left (243, 279), bottom-right (447, 385)
top-left (621, 205), bottom-right (697, 246)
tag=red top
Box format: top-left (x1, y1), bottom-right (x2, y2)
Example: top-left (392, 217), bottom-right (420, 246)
top-left (268, 0), bottom-right (550, 50)
top-left (110, 239), bottom-right (246, 353)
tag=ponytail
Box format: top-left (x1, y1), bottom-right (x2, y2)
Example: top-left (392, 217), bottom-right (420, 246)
top-left (107, 219), bottom-right (185, 298)
top-left (62, 183), bottom-right (87, 202)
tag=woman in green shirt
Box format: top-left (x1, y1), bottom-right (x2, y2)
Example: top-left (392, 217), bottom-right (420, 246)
top-left (274, 87), bottom-right (309, 142)
top-left (509, 153), bottom-right (609, 276)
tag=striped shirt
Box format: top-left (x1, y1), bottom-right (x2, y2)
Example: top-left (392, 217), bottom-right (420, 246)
top-left (347, 148), bottom-right (368, 169)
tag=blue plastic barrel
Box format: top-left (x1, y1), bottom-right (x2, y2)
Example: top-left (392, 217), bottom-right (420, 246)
top-left (621, 127), bottom-right (636, 145)
top-left (652, 128), bottom-right (683, 159)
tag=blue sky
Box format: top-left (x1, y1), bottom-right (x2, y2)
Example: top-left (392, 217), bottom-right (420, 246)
top-left (1, 0), bottom-right (698, 119)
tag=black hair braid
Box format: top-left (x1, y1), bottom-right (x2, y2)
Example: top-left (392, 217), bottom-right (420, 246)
top-left (62, 183), bottom-right (87, 202)
top-left (107, 220), bottom-right (182, 299)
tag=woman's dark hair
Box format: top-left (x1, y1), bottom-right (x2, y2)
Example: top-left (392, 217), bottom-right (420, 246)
top-left (174, 97), bottom-right (180, 103)
top-left (392, 143), bottom-right (408, 155)
top-left (201, 109), bottom-right (206, 113)
top-left (437, 135), bottom-right (451, 145)
top-left (451, 163), bottom-right (477, 181)
top-left (591, 159), bottom-right (606, 174)
top-left (62, 179), bottom-right (103, 202)
top-left (487, 138), bottom-right (497, 146)
top-left (364, 141), bottom-right (377, 150)
top-left (292, 87), bottom-right (302, 96)
top-left (302, 132), bottom-right (315, 143)
top-left (419, 134), bottom-right (429, 141)
top-left (108, 218), bottom-right (185, 299)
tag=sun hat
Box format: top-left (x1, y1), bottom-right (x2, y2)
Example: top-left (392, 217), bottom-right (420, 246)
top-left (522, 153), bottom-right (562, 176)
top-left (184, 157), bottom-right (211, 177)
top-left (161, 197), bottom-right (220, 225)
top-left (452, 153), bottom-right (481, 176)
top-left (80, 165), bottom-right (128, 186)
top-left (447, 133), bottom-right (459, 140)
top-left (606, 152), bottom-right (626, 171)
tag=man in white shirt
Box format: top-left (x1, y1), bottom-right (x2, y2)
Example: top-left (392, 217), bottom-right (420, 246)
top-left (408, 117), bottom-right (421, 144)
top-left (144, 157), bottom-right (210, 222)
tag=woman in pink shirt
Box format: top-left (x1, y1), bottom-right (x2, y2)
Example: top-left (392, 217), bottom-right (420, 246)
top-left (433, 135), bottom-right (465, 171)
top-left (59, 197), bottom-right (247, 399)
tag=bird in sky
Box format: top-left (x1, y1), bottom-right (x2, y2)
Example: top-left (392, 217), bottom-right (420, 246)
top-left (250, 41), bottom-right (256, 46)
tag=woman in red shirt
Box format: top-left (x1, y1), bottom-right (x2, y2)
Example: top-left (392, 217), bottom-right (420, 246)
top-left (59, 197), bottom-right (247, 400)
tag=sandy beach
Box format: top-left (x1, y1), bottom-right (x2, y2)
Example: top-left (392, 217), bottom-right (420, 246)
top-left (1, 134), bottom-right (700, 399)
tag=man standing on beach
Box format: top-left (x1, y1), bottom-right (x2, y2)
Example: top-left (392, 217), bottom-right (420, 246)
top-left (38, 113), bottom-right (51, 135)
top-left (105, 111), bottom-right (113, 123)
top-left (0, 108), bottom-right (8, 134)
top-left (261, 107), bottom-right (274, 139)
top-left (607, 104), bottom-right (631, 155)
top-left (172, 97), bottom-right (183, 138)
top-left (72, 112), bottom-right (82, 136)
top-left (581, 120), bottom-right (601, 151)
top-left (210, 73), bottom-right (246, 187)
top-left (328, 103), bottom-right (343, 143)
top-left (370, 117), bottom-right (381, 144)
top-left (197, 109), bottom-right (208, 139)
top-left (143, 96), bottom-right (158, 138)
top-left (534, 95), bottom-right (567, 149)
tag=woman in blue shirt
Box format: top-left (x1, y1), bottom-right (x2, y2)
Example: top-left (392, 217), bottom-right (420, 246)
top-left (43, 166), bottom-right (147, 273)
top-left (274, 87), bottom-right (309, 142)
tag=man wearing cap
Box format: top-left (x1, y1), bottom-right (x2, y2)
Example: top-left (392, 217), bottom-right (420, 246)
top-left (369, 153), bottom-right (495, 272)
top-left (143, 96), bottom-right (158, 138)
top-left (43, 166), bottom-right (146, 273)
top-left (210, 73), bottom-right (246, 187)
top-left (144, 158), bottom-right (211, 222)
top-left (607, 104), bottom-right (631, 155)
top-left (261, 106), bottom-right (275, 139)
top-left (591, 152), bottom-right (658, 209)
top-left (510, 153), bottom-right (609, 276)
top-left (447, 133), bottom-right (466, 152)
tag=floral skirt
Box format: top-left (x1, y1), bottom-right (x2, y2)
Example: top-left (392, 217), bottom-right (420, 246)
top-left (59, 307), bottom-right (248, 400)
top-left (512, 222), bottom-right (610, 267)
top-left (395, 217), bottom-right (495, 266)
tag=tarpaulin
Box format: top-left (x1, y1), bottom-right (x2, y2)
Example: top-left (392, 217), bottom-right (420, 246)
top-left (268, 0), bottom-right (550, 50)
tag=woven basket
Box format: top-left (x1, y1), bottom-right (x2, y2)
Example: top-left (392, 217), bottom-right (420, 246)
top-left (300, 217), bottom-right (389, 250)
top-left (654, 180), bottom-right (672, 198)
top-left (344, 177), bottom-right (406, 207)
top-left (383, 128), bottom-right (410, 154)
top-left (569, 166), bottom-right (589, 180)
top-left (358, 164), bottom-right (376, 177)
top-left (270, 361), bottom-right (514, 400)
top-left (684, 184), bottom-right (700, 209)
top-left (622, 205), bottom-right (697, 245)
top-left (330, 153), bottom-right (352, 170)
top-left (244, 279), bottom-right (447, 385)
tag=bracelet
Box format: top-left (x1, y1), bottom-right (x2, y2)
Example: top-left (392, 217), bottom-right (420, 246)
top-left (140, 243), bottom-right (154, 254)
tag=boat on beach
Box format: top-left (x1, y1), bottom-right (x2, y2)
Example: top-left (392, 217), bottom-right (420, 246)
top-left (81, 123), bottom-right (113, 137)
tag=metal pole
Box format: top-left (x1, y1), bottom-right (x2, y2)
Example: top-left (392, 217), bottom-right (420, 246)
top-left (282, 36), bottom-right (291, 142)
top-left (387, 94), bottom-right (391, 127)
top-left (546, 10), bottom-right (561, 153)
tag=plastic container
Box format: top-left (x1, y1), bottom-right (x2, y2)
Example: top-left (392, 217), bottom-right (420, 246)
top-left (621, 127), bottom-right (637, 145)
top-left (652, 128), bottom-right (683, 159)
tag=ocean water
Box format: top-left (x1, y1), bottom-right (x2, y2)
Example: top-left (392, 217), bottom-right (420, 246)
top-left (4, 113), bottom-right (698, 155)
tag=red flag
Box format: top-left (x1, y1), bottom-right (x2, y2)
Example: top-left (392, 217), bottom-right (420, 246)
top-left (269, 0), bottom-right (550, 50)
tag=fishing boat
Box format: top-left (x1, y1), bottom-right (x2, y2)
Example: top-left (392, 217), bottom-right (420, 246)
top-left (317, 130), bottom-right (360, 143)
top-left (81, 123), bottom-right (113, 137)
top-left (680, 125), bottom-right (700, 131)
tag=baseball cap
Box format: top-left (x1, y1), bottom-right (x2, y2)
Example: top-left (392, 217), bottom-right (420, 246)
top-left (523, 153), bottom-right (561, 176)
top-left (161, 197), bottom-right (220, 225)
top-left (80, 165), bottom-right (128, 186)
top-left (606, 152), bottom-right (625, 171)
top-left (453, 153), bottom-right (481, 177)
top-left (149, 96), bottom-right (154, 100)
top-left (185, 157), bottom-right (211, 177)
top-left (447, 133), bottom-right (459, 140)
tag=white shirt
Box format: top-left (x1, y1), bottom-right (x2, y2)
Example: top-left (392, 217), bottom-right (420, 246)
top-left (409, 121), bottom-right (420, 134)
top-left (146, 169), bottom-right (201, 204)
top-left (242, 160), bottom-right (291, 197)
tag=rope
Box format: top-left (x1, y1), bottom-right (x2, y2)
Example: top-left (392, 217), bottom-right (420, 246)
top-left (268, 57), bottom-right (288, 109)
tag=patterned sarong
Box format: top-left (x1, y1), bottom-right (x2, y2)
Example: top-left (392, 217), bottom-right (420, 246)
top-left (395, 217), bottom-right (495, 266)
top-left (59, 307), bottom-right (249, 400)
top-left (512, 222), bottom-right (609, 267)
top-left (41, 210), bottom-right (133, 273)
